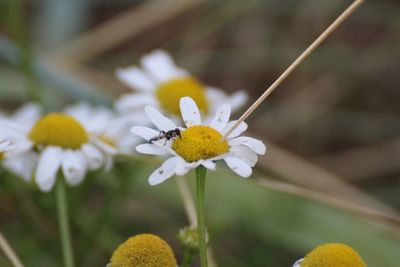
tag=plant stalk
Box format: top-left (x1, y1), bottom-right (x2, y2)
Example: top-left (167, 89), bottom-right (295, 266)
top-left (56, 178), bottom-right (75, 267)
top-left (195, 166), bottom-right (208, 267)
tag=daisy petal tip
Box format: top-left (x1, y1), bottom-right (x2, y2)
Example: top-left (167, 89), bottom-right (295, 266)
top-left (260, 144), bottom-right (267, 155)
top-left (144, 105), bottom-right (177, 131)
top-left (180, 97), bottom-right (201, 127)
top-left (148, 178), bottom-right (161, 186)
top-left (225, 157), bottom-right (252, 178)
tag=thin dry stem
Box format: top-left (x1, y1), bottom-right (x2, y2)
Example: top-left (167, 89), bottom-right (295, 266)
top-left (259, 142), bottom-right (397, 214)
top-left (0, 231), bottom-right (24, 267)
top-left (316, 138), bottom-right (400, 181)
top-left (255, 176), bottom-right (400, 227)
top-left (175, 175), bottom-right (198, 227)
top-left (223, 0), bottom-right (365, 139)
top-left (54, 0), bottom-right (202, 62)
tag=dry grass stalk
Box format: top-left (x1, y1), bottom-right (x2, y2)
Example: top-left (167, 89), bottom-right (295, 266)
top-left (54, 0), bottom-right (203, 63)
top-left (0, 231), bottom-right (24, 267)
top-left (315, 138), bottom-right (400, 180)
top-left (259, 142), bottom-right (398, 214)
top-left (255, 176), bottom-right (400, 228)
top-left (223, 0), bottom-right (366, 139)
top-left (175, 176), bottom-right (198, 227)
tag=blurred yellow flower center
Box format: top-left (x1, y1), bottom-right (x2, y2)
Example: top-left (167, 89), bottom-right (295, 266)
top-left (0, 152), bottom-right (4, 161)
top-left (301, 243), bottom-right (367, 267)
top-left (29, 113), bottom-right (88, 149)
top-left (110, 234), bottom-right (177, 267)
top-left (156, 77), bottom-right (208, 116)
top-left (172, 125), bottom-right (229, 162)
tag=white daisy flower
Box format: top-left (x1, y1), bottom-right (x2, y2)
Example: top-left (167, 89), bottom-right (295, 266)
top-left (115, 50), bottom-right (248, 124)
top-left (131, 97), bottom-right (266, 185)
top-left (0, 104), bottom-right (42, 181)
top-left (0, 105), bottom-right (107, 192)
top-left (65, 102), bottom-right (140, 169)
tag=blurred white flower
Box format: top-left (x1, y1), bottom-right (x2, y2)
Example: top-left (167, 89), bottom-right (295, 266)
top-left (131, 97), bottom-right (266, 185)
top-left (0, 104), bottom-right (113, 192)
top-left (115, 50), bottom-right (248, 124)
top-left (0, 104), bottom-right (42, 181)
top-left (66, 102), bottom-right (140, 169)
top-left (0, 134), bottom-right (13, 153)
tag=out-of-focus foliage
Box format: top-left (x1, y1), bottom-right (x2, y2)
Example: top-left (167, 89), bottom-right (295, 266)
top-left (1, 0), bottom-right (399, 266)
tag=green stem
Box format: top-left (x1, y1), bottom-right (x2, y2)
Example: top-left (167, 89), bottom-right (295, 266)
top-left (195, 166), bottom-right (208, 267)
top-left (56, 178), bottom-right (75, 267)
top-left (180, 248), bottom-right (196, 267)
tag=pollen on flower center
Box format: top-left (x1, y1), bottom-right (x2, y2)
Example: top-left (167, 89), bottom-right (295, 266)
top-left (172, 125), bottom-right (229, 162)
top-left (156, 77), bottom-right (208, 116)
top-left (109, 234), bottom-right (177, 267)
top-left (29, 113), bottom-right (88, 149)
top-left (301, 243), bottom-right (367, 267)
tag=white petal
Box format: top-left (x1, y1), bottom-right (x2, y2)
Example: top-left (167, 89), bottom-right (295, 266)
top-left (116, 67), bottom-right (156, 91)
top-left (175, 157), bottom-right (191, 176)
top-left (141, 50), bottom-right (188, 82)
top-left (82, 144), bottom-right (104, 170)
top-left (226, 90), bottom-right (248, 112)
top-left (180, 97), bottom-right (201, 127)
top-left (148, 157), bottom-right (179, 185)
top-left (13, 103), bottom-right (42, 127)
top-left (229, 136), bottom-right (266, 155)
top-left (292, 259), bottom-right (303, 267)
top-left (205, 87), bottom-right (247, 114)
top-left (209, 104), bottom-right (231, 131)
top-left (229, 145), bottom-right (258, 167)
top-left (200, 160), bottom-right (216, 170)
top-left (36, 146), bottom-right (63, 192)
top-left (115, 93), bottom-right (157, 112)
top-left (224, 156), bottom-right (252, 178)
top-left (119, 112), bottom-right (152, 126)
top-left (65, 102), bottom-right (91, 123)
top-left (66, 103), bottom-right (113, 133)
top-left (131, 126), bottom-right (160, 141)
top-left (144, 106), bottom-right (177, 131)
top-left (12, 140), bottom-right (33, 155)
top-left (136, 143), bottom-right (168, 155)
top-left (62, 150), bottom-right (86, 186)
top-left (0, 140), bottom-right (12, 152)
top-left (3, 151), bottom-right (37, 182)
top-left (117, 136), bottom-right (141, 155)
top-left (94, 139), bottom-right (118, 155)
top-left (205, 87), bottom-right (226, 102)
top-left (222, 120), bottom-right (248, 138)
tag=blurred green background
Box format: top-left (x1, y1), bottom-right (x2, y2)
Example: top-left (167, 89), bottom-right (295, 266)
top-left (1, 0), bottom-right (400, 266)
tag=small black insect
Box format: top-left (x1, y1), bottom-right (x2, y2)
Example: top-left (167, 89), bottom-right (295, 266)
top-left (149, 128), bottom-right (181, 145)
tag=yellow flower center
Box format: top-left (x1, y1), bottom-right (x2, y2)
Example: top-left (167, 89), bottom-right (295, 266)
top-left (156, 77), bottom-right (208, 116)
top-left (172, 125), bottom-right (229, 162)
top-left (29, 113), bottom-right (88, 149)
top-left (301, 243), bottom-right (367, 267)
top-left (110, 234), bottom-right (177, 267)
top-left (0, 152), bottom-right (4, 161)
